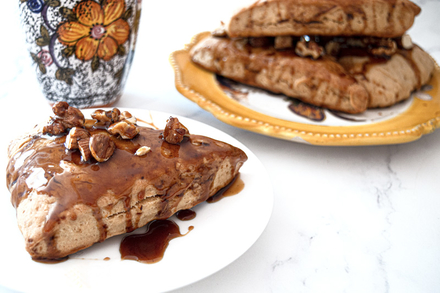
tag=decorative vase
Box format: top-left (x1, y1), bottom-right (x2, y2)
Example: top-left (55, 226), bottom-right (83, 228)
top-left (19, 0), bottom-right (142, 108)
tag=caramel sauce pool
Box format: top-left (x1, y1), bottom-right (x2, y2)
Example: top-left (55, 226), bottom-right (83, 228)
top-left (120, 220), bottom-right (193, 264)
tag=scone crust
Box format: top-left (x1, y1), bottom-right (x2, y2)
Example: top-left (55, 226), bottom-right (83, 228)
top-left (7, 125), bottom-right (247, 260)
top-left (226, 0), bottom-right (421, 38)
top-left (190, 34), bottom-right (369, 114)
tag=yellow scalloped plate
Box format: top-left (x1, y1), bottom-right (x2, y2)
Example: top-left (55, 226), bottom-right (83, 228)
top-left (170, 32), bottom-right (440, 146)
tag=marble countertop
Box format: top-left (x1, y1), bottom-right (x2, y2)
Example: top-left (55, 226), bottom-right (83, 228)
top-left (1, 0), bottom-right (439, 292)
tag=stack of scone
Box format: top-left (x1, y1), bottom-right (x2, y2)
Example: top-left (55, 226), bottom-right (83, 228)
top-left (190, 0), bottom-right (435, 114)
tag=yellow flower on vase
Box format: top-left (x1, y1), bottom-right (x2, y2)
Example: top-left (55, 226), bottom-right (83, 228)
top-left (57, 0), bottom-right (130, 62)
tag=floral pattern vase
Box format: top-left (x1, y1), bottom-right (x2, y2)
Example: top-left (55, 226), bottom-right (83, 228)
top-left (19, 0), bottom-right (142, 108)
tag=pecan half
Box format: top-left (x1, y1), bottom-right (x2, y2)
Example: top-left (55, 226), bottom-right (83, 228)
top-left (108, 120), bottom-right (140, 139)
top-left (89, 133), bottom-right (115, 162)
top-left (91, 109), bottom-right (112, 123)
top-left (163, 117), bottom-right (189, 144)
top-left (65, 127), bottom-right (90, 149)
top-left (78, 138), bottom-right (92, 161)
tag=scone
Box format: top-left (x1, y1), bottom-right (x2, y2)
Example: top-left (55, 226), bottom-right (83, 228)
top-left (6, 103), bottom-right (247, 260)
top-left (225, 0), bottom-right (421, 38)
top-left (189, 0), bottom-right (435, 113)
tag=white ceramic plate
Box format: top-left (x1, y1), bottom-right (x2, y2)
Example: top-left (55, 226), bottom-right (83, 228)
top-left (0, 109), bottom-right (273, 293)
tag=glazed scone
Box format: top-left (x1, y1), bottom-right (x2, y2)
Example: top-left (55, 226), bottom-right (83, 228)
top-left (6, 104), bottom-right (247, 260)
top-left (190, 34), bottom-right (369, 114)
top-left (339, 46), bottom-right (435, 108)
top-left (226, 0), bottom-right (421, 38)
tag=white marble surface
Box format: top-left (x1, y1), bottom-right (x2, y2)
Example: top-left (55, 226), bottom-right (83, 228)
top-left (1, 0), bottom-right (440, 292)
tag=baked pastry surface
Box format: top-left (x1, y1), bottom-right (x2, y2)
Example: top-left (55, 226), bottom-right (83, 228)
top-left (339, 46), bottom-right (435, 108)
top-left (226, 0), bottom-right (421, 38)
top-left (190, 34), bottom-right (435, 112)
top-left (7, 113), bottom-right (247, 260)
top-left (190, 35), bottom-right (369, 113)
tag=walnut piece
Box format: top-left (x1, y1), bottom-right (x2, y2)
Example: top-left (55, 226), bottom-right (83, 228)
top-left (108, 120), bottom-right (140, 139)
top-left (135, 146), bottom-right (151, 156)
top-left (43, 102), bottom-right (85, 135)
top-left (370, 39), bottom-right (397, 56)
top-left (89, 133), bottom-right (115, 162)
top-left (295, 38), bottom-right (323, 59)
top-left (91, 108), bottom-right (136, 126)
top-left (163, 117), bottom-right (189, 144)
top-left (52, 101), bottom-right (69, 117)
top-left (43, 118), bottom-right (66, 135)
top-left (78, 138), bottom-right (92, 161)
top-left (65, 127), bottom-right (90, 149)
top-left (91, 109), bottom-right (112, 123)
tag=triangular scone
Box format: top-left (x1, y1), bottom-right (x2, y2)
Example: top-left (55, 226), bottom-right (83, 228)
top-left (7, 105), bottom-right (247, 260)
top-left (226, 0), bottom-right (421, 38)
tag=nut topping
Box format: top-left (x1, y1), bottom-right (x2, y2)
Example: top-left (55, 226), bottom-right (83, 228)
top-left (52, 101), bottom-right (69, 117)
top-left (43, 102), bottom-right (85, 135)
top-left (65, 127), bottom-right (90, 150)
top-left (43, 118), bottom-right (66, 136)
top-left (78, 138), bottom-right (92, 161)
top-left (135, 146), bottom-right (151, 156)
top-left (163, 117), bottom-right (189, 145)
top-left (401, 34), bottom-right (413, 50)
top-left (89, 133), bottom-right (115, 162)
top-left (370, 38), bottom-right (397, 56)
top-left (91, 109), bottom-right (112, 123)
top-left (108, 120), bottom-right (140, 139)
top-left (295, 38), bottom-right (324, 60)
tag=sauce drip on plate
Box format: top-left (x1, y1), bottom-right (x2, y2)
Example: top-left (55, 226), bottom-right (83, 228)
top-left (120, 220), bottom-right (193, 264)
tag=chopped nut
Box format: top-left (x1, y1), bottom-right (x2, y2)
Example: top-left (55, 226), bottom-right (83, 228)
top-left (274, 36), bottom-right (293, 50)
top-left (43, 103), bottom-right (84, 135)
top-left (370, 39), bottom-right (397, 56)
top-left (43, 118), bottom-right (66, 135)
top-left (65, 127), bottom-right (90, 149)
top-left (295, 38), bottom-right (323, 59)
top-left (401, 34), bottom-right (413, 49)
top-left (120, 111), bottom-right (133, 120)
top-left (52, 102), bottom-right (69, 117)
top-left (108, 120), bottom-right (140, 139)
top-left (110, 108), bottom-right (121, 122)
top-left (61, 106), bottom-right (85, 128)
top-left (84, 119), bottom-right (97, 128)
top-left (78, 138), bottom-right (92, 161)
top-left (91, 108), bottom-right (135, 125)
top-left (135, 146), bottom-right (151, 156)
top-left (89, 133), bottom-right (115, 162)
top-left (163, 117), bottom-right (189, 144)
top-left (91, 109), bottom-right (112, 123)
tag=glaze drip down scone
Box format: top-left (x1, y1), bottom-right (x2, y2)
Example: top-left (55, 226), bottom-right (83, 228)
top-left (189, 0), bottom-right (435, 114)
top-left (6, 103), bottom-right (247, 260)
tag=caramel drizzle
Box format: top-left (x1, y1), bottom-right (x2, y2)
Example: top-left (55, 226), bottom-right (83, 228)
top-left (7, 126), bottom-right (247, 258)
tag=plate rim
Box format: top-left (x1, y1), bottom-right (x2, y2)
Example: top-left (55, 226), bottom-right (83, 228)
top-left (170, 31), bottom-right (440, 146)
